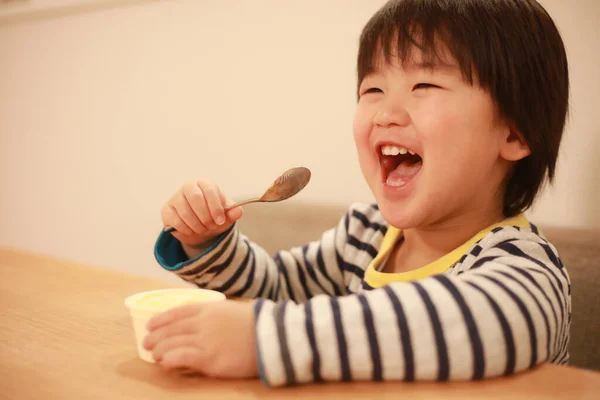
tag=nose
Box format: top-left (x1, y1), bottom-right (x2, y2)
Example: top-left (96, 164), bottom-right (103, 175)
top-left (372, 98), bottom-right (410, 128)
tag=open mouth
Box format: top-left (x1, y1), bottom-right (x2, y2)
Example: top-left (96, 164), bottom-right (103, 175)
top-left (378, 144), bottom-right (423, 187)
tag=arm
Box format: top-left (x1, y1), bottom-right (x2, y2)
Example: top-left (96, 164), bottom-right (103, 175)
top-left (154, 206), bottom-right (359, 302)
top-left (254, 238), bottom-right (571, 385)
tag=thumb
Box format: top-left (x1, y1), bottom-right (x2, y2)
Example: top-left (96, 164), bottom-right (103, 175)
top-left (222, 194), bottom-right (243, 223)
top-left (225, 205), bottom-right (243, 222)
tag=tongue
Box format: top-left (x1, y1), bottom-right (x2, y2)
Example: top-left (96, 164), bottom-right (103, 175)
top-left (389, 160), bottom-right (421, 178)
top-left (386, 160), bottom-right (422, 187)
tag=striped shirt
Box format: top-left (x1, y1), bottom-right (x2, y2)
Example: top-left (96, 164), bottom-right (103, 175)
top-left (154, 202), bottom-right (571, 386)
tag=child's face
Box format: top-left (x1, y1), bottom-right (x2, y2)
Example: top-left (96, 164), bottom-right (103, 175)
top-left (353, 48), bottom-right (517, 229)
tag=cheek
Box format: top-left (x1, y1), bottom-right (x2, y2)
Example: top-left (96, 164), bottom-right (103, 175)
top-left (353, 111), bottom-right (370, 147)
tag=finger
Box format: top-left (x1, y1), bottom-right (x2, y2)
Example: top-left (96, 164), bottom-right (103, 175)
top-left (152, 334), bottom-right (200, 363)
top-left (196, 180), bottom-right (226, 226)
top-left (146, 303), bottom-right (204, 331)
top-left (172, 191), bottom-right (206, 234)
top-left (161, 204), bottom-right (194, 236)
top-left (182, 182), bottom-right (215, 229)
top-left (160, 347), bottom-right (204, 371)
top-left (144, 316), bottom-right (198, 350)
top-left (221, 193), bottom-right (243, 222)
top-left (225, 206), bottom-right (243, 222)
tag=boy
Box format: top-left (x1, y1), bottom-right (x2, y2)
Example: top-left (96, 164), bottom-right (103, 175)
top-left (144, 0), bottom-right (570, 387)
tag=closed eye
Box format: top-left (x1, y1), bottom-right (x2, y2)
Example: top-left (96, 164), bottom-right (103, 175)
top-left (413, 83), bottom-right (439, 91)
top-left (361, 87), bottom-right (383, 96)
top-left (413, 83), bottom-right (440, 91)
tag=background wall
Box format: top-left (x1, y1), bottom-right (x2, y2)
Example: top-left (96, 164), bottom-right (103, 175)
top-left (1, 0), bottom-right (598, 282)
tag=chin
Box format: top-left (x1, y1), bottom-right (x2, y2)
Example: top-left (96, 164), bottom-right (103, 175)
top-left (376, 198), bottom-right (425, 230)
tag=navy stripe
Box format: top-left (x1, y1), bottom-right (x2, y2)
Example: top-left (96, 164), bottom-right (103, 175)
top-left (497, 271), bottom-right (551, 362)
top-left (538, 241), bottom-right (566, 272)
top-left (383, 286), bottom-right (414, 381)
top-left (538, 243), bottom-right (568, 281)
top-left (434, 275), bottom-right (485, 379)
top-left (413, 282), bottom-right (450, 380)
top-left (530, 223), bottom-right (539, 235)
top-left (348, 234), bottom-right (379, 259)
top-left (351, 210), bottom-right (387, 234)
top-left (470, 255), bottom-right (501, 270)
top-left (482, 275), bottom-right (538, 368)
top-left (273, 279), bottom-right (281, 300)
top-left (358, 295), bottom-right (383, 381)
top-left (274, 253), bottom-right (297, 302)
top-left (507, 266), bottom-right (558, 353)
top-left (335, 250), bottom-right (347, 280)
top-left (301, 245), bottom-right (331, 294)
top-left (214, 241), bottom-right (252, 292)
top-left (274, 302), bottom-right (296, 385)
top-left (362, 280), bottom-right (375, 291)
top-left (330, 297), bottom-right (351, 381)
top-left (255, 260), bottom-right (271, 298)
top-left (304, 301), bottom-right (322, 382)
top-left (181, 231), bottom-right (236, 276)
top-left (254, 299), bottom-right (268, 385)
top-left (465, 281), bottom-right (516, 375)
top-left (497, 242), bottom-right (564, 293)
top-left (230, 243), bottom-right (257, 297)
top-left (523, 267), bottom-right (565, 343)
top-left (342, 261), bottom-right (365, 280)
top-left (292, 255), bottom-right (314, 300)
top-left (470, 245), bottom-right (483, 257)
top-left (204, 237), bottom-right (239, 277)
top-left (316, 246), bottom-right (342, 296)
top-left (497, 242), bottom-right (567, 341)
top-left (255, 298), bottom-right (266, 314)
top-left (344, 213), bottom-right (350, 234)
top-left (494, 238), bottom-right (521, 247)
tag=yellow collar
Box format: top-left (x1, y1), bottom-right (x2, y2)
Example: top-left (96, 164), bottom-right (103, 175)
top-left (364, 214), bottom-right (529, 288)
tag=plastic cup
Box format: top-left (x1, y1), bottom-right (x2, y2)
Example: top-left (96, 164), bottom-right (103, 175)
top-left (124, 288), bottom-right (226, 363)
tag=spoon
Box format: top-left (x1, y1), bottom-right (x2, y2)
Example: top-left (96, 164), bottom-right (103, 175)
top-left (164, 166), bottom-right (311, 233)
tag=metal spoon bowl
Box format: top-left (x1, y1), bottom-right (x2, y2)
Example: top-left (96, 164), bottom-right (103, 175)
top-left (164, 167), bottom-right (311, 233)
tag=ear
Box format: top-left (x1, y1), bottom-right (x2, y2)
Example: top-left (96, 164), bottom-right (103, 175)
top-left (500, 126), bottom-right (531, 161)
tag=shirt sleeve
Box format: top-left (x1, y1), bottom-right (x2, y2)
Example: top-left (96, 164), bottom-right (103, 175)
top-left (153, 208), bottom-right (355, 302)
top-left (254, 237), bottom-right (571, 386)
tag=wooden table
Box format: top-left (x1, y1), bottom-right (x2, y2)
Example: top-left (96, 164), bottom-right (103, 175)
top-left (1, 248), bottom-right (599, 399)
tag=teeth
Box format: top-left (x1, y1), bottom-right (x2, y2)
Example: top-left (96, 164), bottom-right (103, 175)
top-left (386, 178), bottom-right (407, 187)
top-left (381, 145), bottom-right (412, 156)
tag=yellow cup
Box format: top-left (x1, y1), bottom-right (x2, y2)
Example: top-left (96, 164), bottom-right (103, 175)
top-left (124, 288), bottom-right (226, 362)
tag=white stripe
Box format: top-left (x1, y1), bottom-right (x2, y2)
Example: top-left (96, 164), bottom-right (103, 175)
top-left (339, 295), bottom-right (373, 380)
top-left (311, 294), bottom-right (341, 382)
top-left (319, 228), bottom-right (347, 294)
top-left (402, 284), bottom-right (437, 380)
top-left (255, 301), bottom-right (285, 386)
top-left (423, 278), bottom-right (474, 380)
top-left (284, 301), bottom-right (312, 383)
top-left (487, 268), bottom-right (549, 364)
top-left (465, 272), bottom-right (531, 373)
top-left (461, 278), bottom-right (507, 377)
top-left (365, 287), bottom-right (404, 380)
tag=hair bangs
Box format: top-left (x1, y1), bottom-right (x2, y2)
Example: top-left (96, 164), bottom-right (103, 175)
top-left (357, 1), bottom-right (478, 96)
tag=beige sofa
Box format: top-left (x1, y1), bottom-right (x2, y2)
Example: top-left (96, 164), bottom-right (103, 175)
top-left (237, 202), bottom-right (600, 372)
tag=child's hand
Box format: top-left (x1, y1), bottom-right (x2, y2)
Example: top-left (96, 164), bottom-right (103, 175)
top-left (142, 300), bottom-right (259, 379)
top-left (161, 180), bottom-right (243, 250)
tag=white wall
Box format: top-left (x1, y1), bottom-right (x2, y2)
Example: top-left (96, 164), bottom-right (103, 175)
top-left (1, 0), bottom-right (598, 282)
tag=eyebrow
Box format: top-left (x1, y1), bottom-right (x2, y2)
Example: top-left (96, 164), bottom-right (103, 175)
top-left (365, 59), bottom-right (459, 78)
top-left (402, 60), bottom-right (458, 72)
